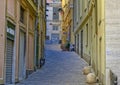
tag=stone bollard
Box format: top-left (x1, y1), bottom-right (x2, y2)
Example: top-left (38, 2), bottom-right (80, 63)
top-left (86, 73), bottom-right (96, 84)
top-left (83, 66), bottom-right (92, 75)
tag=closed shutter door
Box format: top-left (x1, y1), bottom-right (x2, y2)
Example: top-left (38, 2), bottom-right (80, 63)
top-left (28, 34), bottom-right (34, 70)
top-left (19, 31), bottom-right (26, 80)
top-left (51, 34), bottom-right (59, 44)
top-left (6, 38), bottom-right (14, 84)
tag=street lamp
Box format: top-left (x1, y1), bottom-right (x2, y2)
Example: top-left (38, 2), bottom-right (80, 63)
top-left (58, 8), bottom-right (62, 12)
top-left (58, 8), bottom-right (64, 15)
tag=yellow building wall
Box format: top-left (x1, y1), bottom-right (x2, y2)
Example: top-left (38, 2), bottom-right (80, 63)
top-left (61, 0), bottom-right (73, 45)
top-left (74, 0), bottom-right (105, 84)
top-left (70, 4), bottom-right (74, 44)
top-left (96, 0), bottom-right (105, 83)
top-left (37, 0), bottom-right (46, 67)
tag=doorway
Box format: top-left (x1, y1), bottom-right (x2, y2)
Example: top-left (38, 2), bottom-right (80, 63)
top-left (77, 34), bottom-right (79, 54)
top-left (81, 30), bottom-right (83, 58)
top-left (6, 38), bottom-right (14, 84)
top-left (19, 30), bottom-right (26, 80)
top-left (5, 22), bottom-right (15, 84)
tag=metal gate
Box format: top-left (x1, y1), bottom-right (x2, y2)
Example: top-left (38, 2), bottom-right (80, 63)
top-left (6, 38), bottom-right (14, 84)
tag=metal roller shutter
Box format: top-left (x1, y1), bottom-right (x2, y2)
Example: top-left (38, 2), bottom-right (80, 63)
top-left (6, 38), bottom-right (14, 84)
top-left (51, 33), bottom-right (59, 44)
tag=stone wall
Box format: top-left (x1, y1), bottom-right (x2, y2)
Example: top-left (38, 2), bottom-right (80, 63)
top-left (106, 0), bottom-right (120, 83)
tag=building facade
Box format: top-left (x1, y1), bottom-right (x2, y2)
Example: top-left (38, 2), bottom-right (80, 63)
top-left (46, 0), bottom-right (61, 44)
top-left (73, 0), bottom-right (105, 84)
top-left (61, 0), bottom-right (74, 45)
top-left (35, 0), bottom-right (46, 69)
top-left (0, 0), bottom-right (46, 84)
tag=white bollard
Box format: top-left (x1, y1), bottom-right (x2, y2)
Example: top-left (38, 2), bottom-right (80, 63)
top-left (83, 66), bottom-right (91, 75)
top-left (86, 73), bottom-right (96, 84)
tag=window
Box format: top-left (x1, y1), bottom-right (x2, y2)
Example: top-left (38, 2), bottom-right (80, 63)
top-left (53, 7), bottom-right (59, 20)
top-left (20, 6), bottom-right (25, 23)
top-left (53, 26), bottom-right (58, 31)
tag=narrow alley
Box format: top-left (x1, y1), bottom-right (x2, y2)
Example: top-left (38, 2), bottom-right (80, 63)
top-left (16, 43), bottom-right (88, 85)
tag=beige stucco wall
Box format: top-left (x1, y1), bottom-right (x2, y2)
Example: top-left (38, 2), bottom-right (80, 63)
top-left (27, 13), bottom-right (35, 70)
top-left (0, 0), bottom-right (6, 83)
top-left (6, 0), bottom-right (36, 82)
top-left (15, 0), bottom-right (20, 81)
top-left (7, 0), bottom-right (15, 17)
top-left (61, 0), bottom-right (73, 45)
top-left (27, 34), bottom-right (34, 70)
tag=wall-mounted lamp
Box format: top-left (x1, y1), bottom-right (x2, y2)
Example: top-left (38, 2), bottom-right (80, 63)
top-left (58, 8), bottom-right (64, 15)
top-left (58, 8), bottom-right (63, 12)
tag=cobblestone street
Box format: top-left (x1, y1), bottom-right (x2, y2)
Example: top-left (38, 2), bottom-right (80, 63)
top-left (16, 44), bottom-right (88, 85)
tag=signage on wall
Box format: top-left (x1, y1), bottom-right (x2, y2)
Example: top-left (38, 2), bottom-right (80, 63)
top-left (7, 27), bottom-right (15, 36)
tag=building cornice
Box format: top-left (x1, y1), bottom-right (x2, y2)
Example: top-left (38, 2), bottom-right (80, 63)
top-left (26, 0), bottom-right (37, 12)
top-left (6, 13), bottom-right (16, 25)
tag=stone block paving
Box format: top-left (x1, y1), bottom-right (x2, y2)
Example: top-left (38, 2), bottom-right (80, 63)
top-left (16, 44), bottom-right (89, 85)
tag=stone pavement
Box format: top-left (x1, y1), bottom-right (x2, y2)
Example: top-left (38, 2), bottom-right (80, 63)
top-left (16, 44), bottom-right (89, 85)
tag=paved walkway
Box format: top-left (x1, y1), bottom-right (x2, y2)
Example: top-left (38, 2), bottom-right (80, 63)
top-left (17, 44), bottom-right (88, 85)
